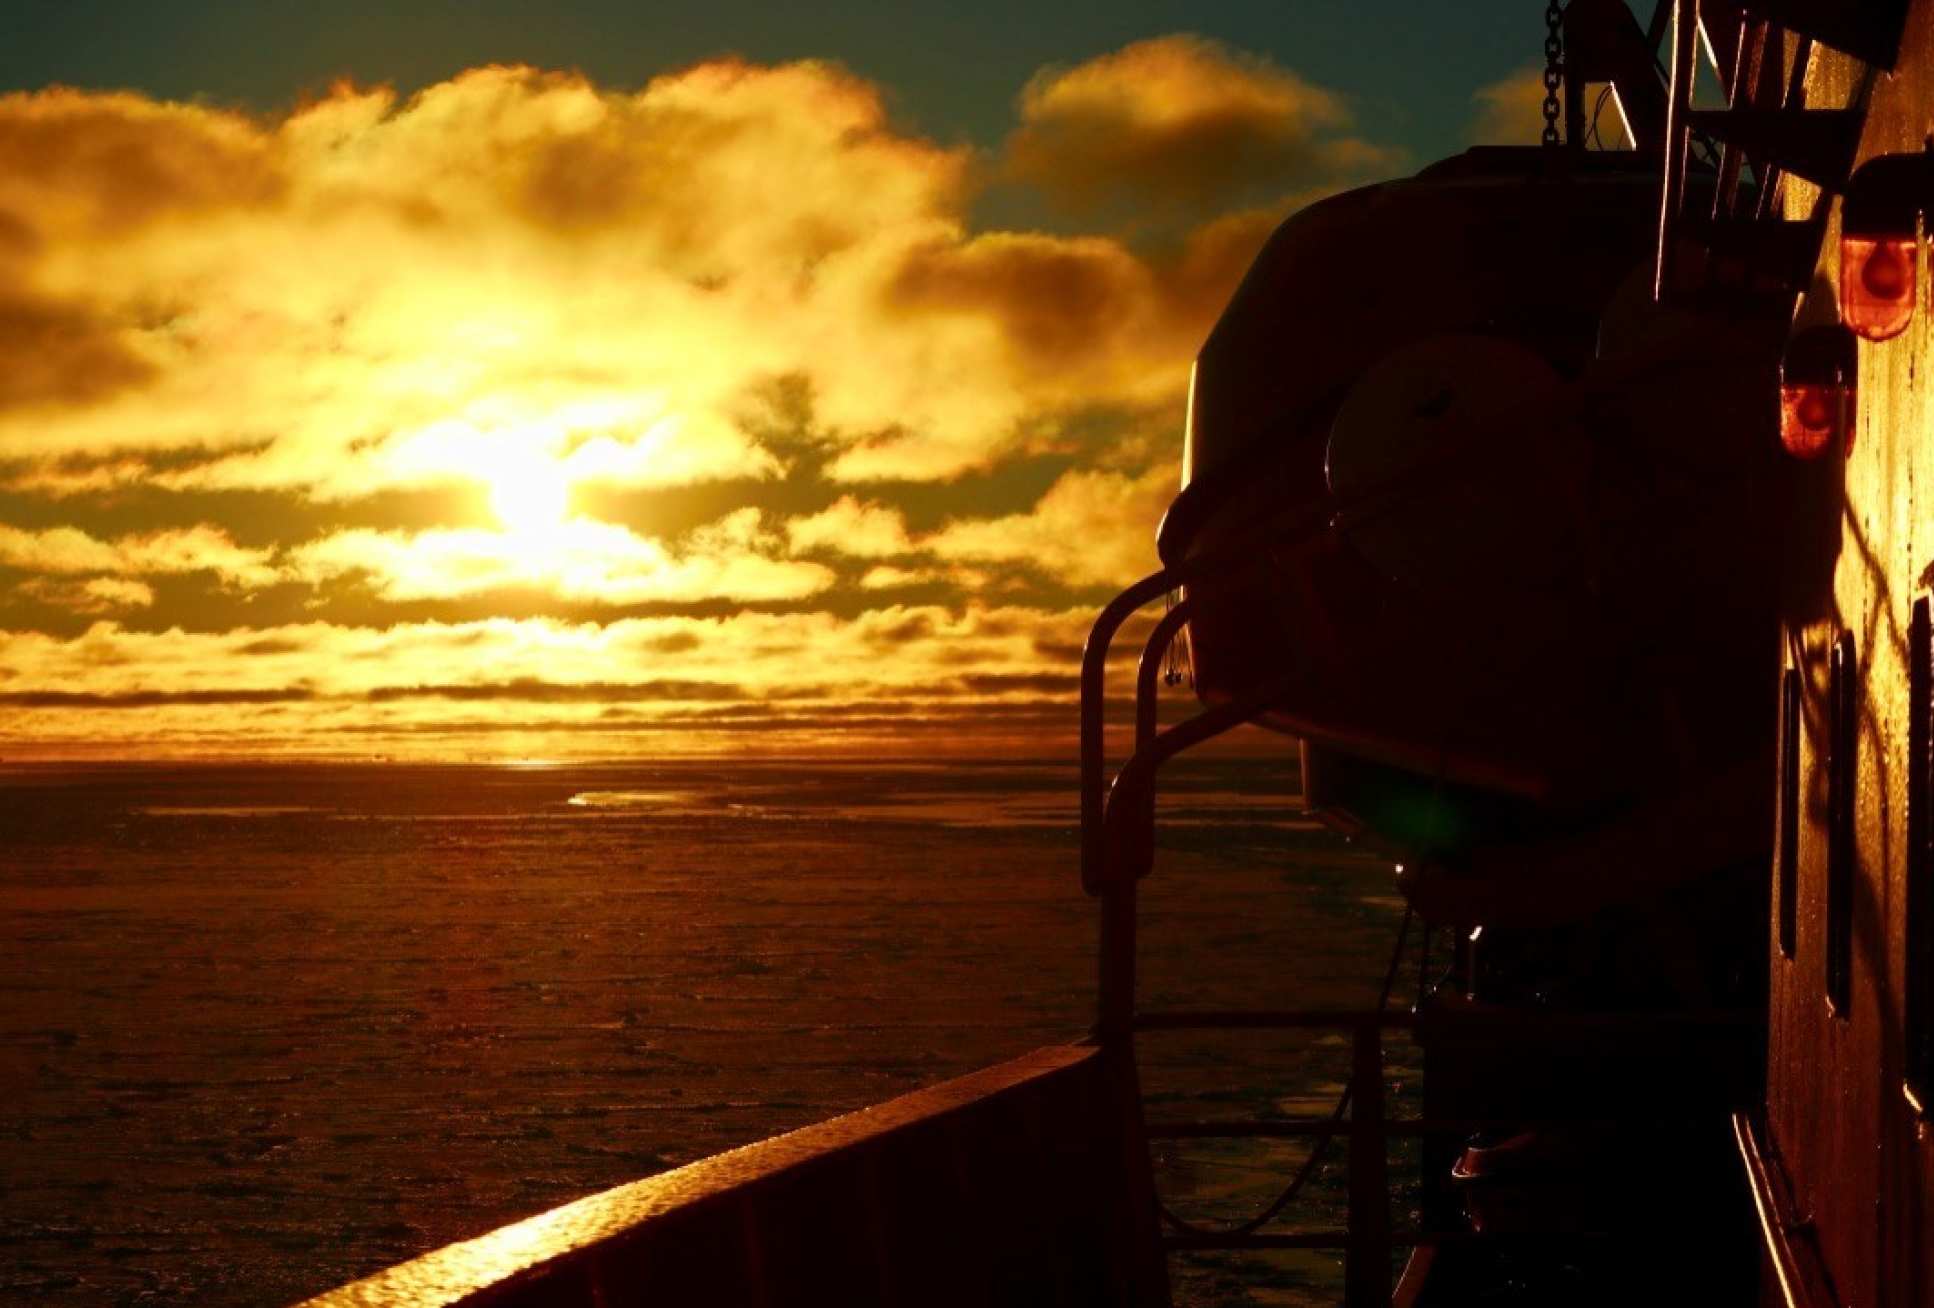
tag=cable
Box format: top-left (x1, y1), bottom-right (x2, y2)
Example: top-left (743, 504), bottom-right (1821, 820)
top-left (1156, 903), bottom-right (1416, 1238)
top-left (1586, 85), bottom-right (1616, 150)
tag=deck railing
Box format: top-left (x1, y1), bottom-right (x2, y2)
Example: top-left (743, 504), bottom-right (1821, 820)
top-left (299, 1044), bottom-right (1159, 1308)
top-left (1079, 569), bottom-right (1763, 1308)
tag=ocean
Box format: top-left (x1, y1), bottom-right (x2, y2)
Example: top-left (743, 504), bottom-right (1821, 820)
top-left (0, 756), bottom-right (1407, 1306)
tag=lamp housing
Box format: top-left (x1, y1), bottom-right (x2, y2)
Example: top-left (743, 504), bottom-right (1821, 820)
top-left (1841, 153), bottom-right (1931, 341)
top-left (1779, 324), bottom-right (1858, 459)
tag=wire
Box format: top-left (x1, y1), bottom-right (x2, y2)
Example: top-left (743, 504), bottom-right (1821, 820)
top-left (1156, 903), bottom-right (1416, 1239)
top-left (1585, 85), bottom-right (1616, 150)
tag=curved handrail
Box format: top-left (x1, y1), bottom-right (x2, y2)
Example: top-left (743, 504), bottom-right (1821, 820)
top-left (1100, 672), bottom-right (1303, 889)
top-left (1080, 571), bottom-right (1176, 896)
top-left (1079, 514), bottom-right (1334, 896)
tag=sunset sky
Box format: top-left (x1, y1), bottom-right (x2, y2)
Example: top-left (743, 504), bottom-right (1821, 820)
top-left (0, 2), bottom-right (1563, 758)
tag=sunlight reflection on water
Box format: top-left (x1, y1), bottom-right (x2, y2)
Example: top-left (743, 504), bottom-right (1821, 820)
top-left (563, 790), bottom-right (696, 809)
top-left (1, 756), bottom-right (1392, 1308)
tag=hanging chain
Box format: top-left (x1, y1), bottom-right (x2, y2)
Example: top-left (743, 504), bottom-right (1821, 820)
top-left (1542, 0), bottom-right (1566, 147)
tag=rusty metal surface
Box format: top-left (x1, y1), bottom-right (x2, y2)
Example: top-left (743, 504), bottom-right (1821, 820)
top-left (1774, 13), bottom-right (1934, 1305)
top-left (300, 1044), bottom-right (1153, 1308)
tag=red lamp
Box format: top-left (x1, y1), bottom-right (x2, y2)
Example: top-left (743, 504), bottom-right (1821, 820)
top-left (1779, 325), bottom-right (1858, 460)
top-left (1840, 154), bottom-right (1929, 342)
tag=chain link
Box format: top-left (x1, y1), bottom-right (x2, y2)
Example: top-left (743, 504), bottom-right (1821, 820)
top-left (1543, 0), bottom-right (1566, 147)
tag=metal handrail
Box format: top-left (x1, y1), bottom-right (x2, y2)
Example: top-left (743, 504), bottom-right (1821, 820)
top-left (1133, 1006), bottom-right (1760, 1033)
top-left (1146, 1117), bottom-right (1630, 1140)
top-left (1079, 570), bottom-right (1177, 895)
top-left (1164, 1228), bottom-right (1621, 1252)
top-left (1100, 674), bottom-right (1299, 889)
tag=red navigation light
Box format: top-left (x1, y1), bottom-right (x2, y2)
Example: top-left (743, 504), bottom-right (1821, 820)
top-left (1841, 236), bottom-right (1916, 341)
top-left (1779, 385), bottom-right (1843, 459)
top-left (1841, 154), bottom-right (1931, 342)
top-left (1779, 325), bottom-right (1857, 460)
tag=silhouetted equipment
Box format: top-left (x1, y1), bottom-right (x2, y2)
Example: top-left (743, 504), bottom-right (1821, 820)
top-left (1163, 143), bottom-right (1787, 929)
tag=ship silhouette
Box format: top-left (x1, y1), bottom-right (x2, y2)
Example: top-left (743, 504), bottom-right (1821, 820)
top-left (305, 3), bottom-right (1930, 1304)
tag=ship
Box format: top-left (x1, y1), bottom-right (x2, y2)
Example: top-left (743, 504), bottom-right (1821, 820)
top-left (303, 2), bottom-right (1932, 1304)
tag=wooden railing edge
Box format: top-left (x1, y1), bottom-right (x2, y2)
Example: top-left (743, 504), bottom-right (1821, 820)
top-left (298, 1043), bottom-right (1104, 1308)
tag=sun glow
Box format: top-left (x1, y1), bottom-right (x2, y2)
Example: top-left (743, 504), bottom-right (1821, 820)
top-left (487, 459), bottom-right (572, 533)
top-left (461, 428), bottom-right (576, 535)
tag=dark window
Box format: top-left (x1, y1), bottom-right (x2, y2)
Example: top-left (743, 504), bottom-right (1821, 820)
top-left (1910, 600), bottom-right (1933, 1108)
top-left (1778, 665), bottom-right (1801, 960)
top-left (1826, 631), bottom-right (1857, 1017)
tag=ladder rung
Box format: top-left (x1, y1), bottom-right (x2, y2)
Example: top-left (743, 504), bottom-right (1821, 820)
top-left (1700, 0), bottom-right (1755, 86)
top-left (1681, 215), bottom-right (1822, 291)
top-left (1684, 108), bottom-right (1862, 187)
top-left (1734, 0), bottom-right (1907, 68)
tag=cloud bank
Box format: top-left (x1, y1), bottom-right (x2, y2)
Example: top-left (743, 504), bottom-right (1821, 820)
top-left (0, 38), bottom-right (1403, 754)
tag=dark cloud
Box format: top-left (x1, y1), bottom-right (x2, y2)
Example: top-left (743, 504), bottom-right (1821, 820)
top-left (644, 630), bottom-right (703, 654)
top-left (863, 611), bottom-right (937, 645)
top-left (236, 636), bottom-right (308, 656)
top-left (349, 700), bottom-right (1074, 736)
top-left (1004, 36), bottom-right (1395, 218)
top-left (0, 687), bottom-right (312, 707)
top-left (0, 292), bottom-right (155, 411)
top-left (889, 234), bottom-right (1151, 374)
top-left (954, 671), bottom-right (1076, 695)
top-left (0, 88), bottom-right (283, 236)
top-left (363, 678), bottom-right (748, 703)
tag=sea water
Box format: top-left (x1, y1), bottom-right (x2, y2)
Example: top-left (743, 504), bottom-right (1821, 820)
top-left (0, 757), bottom-right (1405, 1306)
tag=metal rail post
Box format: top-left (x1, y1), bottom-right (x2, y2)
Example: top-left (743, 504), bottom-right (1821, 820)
top-left (1344, 1017), bottom-right (1392, 1308)
top-left (1096, 602), bottom-right (1195, 1045)
top-left (1081, 572), bottom-right (1176, 898)
top-left (1656, 0), bottom-right (1701, 299)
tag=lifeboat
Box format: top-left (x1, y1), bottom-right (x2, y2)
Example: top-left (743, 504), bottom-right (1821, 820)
top-left (1161, 145), bottom-right (1791, 926)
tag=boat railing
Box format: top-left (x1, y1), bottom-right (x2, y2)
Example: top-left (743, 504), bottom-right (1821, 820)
top-left (1080, 566), bottom-right (1763, 1307)
top-left (298, 1044), bottom-right (1157, 1308)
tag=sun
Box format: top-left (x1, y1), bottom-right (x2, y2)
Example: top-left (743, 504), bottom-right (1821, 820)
top-left (482, 455), bottom-right (571, 533)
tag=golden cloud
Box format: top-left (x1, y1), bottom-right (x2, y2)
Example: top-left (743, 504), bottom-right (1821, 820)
top-left (0, 49), bottom-right (1337, 501)
top-left (857, 565), bottom-right (941, 590)
top-left (0, 42), bottom-right (1411, 753)
top-left (0, 523), bottom-right (280, 588)
top-left (1006, 35), bottom-right (1397, 216)
top-left (289, 509), bottom-right (832, 605)
top-left (0, 605), bottom-right (1085, 695)
top-left (777, 467), bottom-right (1175, 593)
top-left (925, 466), bottom-right (1177, 588)
top-left (17, 576), bottom-right (155, 614)
top-left (1469, 64), bottom-right (1550, 146)
top-left (784, 496), bottom-right (916, 558)
top-left (0, 602), bottom-right (1137, 753)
